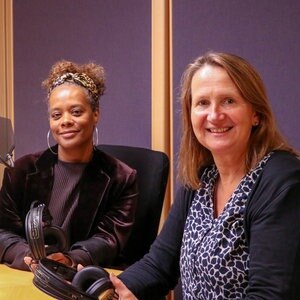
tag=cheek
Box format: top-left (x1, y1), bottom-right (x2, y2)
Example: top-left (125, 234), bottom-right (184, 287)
top-left (191, 110), bottom-right (205, 128)
top-left (82, 118), bottom-right (95, 130)
top-left (49, 120), bottom-right (54, 130)
top-left (49, 120), bottom-right (59, 134)
top-left (49, 119), bottom-right (55, 126)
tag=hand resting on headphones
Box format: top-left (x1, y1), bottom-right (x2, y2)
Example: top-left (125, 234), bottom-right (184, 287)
top-left (77, 264), bottom-right (138, 300)
top-left (25, 258), bottom-right (115, 300)
top-left (24, 202), bottom-right (75, 271)
top-left (24, 252), bottom-right (74, 273)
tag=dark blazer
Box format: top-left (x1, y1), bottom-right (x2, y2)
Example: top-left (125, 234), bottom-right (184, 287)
top-left (0, 146), bottom-right (138, 270)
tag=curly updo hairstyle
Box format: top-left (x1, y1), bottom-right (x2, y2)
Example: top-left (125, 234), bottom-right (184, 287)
top-left (42, 60), bottom-right (106, 111)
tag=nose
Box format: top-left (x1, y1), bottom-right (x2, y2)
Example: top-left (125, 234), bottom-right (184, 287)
top-left (207, 104), bottom-right (225, 122)
top-left (61, 112), bottom-right (74, 126)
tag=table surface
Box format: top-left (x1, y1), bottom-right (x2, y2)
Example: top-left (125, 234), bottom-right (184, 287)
top-left (0, 264), bottom-right (121, 300)
top-left (0, 264), bottom-right (54, 299)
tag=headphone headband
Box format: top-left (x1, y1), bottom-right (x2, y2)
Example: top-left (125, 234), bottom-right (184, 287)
top-left (25, 202), bottom-right (68, 260)
top-left (34, 258), bottom-right (115, 300)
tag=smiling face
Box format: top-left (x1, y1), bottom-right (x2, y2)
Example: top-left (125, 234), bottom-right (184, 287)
top-left (190, 65), bottom-right (259, 160)
top-left (48, 84), bottom-right (99, 162)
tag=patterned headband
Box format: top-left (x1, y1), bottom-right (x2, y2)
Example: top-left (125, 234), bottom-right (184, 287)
top-left (49, 72), bottom-right (99, 101)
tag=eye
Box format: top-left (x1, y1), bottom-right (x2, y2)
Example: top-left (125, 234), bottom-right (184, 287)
top-left (224, 98), bottom-right (235, 105)
top-left (194, 98), bottom-right (210, 107)
top-left (72, 108), bottom-right (83, 116)
top-left (51, 111), bottom-right (61, 120)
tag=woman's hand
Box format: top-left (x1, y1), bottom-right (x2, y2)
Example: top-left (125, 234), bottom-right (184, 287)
top-left (77, 265), bottom-right (137, 300)
top-left (24, 256), bottom-right (38, 272)
top-left (47, 252), bottom-right (74, 267)
top-left (110, 273), bottom-right (138, 300)
top-left (24, 252), bottom-right (74, 273)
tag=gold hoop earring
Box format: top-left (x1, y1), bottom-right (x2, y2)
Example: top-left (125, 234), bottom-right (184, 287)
top-left (47, 130), bottom-right (57, 155)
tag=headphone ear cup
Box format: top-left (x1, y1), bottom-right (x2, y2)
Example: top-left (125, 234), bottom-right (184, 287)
top-left (72, 266), bottom-right (114, 298)
top-left (86, 278), bottom-right (114, 298)
top-left (43, 225), bottom-right (68, 254)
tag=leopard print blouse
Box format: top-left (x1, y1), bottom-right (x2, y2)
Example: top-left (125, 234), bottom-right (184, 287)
top-left (180, 153), bottom-right (272, 299)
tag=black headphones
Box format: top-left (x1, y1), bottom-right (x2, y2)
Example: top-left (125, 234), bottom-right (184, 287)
top-left (26, 204), bottom-right (115, 299)
top-left (34, 258), bottom-right (115, 300)
top-left (25, 202), bottom-right (69, 260)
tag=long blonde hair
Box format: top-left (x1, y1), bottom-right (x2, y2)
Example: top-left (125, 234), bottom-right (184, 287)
top-left (178, 52), bottom-right (297, 189)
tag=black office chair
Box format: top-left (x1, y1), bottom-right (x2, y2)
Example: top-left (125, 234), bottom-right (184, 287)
top-left (97, 144), bottom-right (169, 269)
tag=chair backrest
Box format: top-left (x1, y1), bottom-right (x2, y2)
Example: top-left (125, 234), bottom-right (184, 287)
top-left (97, 144), bottom-right (169, 268)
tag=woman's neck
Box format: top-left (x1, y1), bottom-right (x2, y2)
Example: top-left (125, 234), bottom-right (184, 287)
top-left (213, 154), bottom-right (247, 217)
top-left (213, 152), bottom-right (247, 183)
top-left (58, 146), bottom-right (94, 163)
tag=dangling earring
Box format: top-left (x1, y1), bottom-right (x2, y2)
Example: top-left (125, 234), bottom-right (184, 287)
top-left (93, 127), bottom-right (99, 147)
top-left (47, 130), bottom-right (57, 155)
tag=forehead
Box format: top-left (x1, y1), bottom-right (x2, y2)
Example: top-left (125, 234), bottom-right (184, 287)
top-left (48, 84), bottom-right (90, 108)
top-left (191, 65), bottom-right (240, 95)
top-left (192, 65), bottom-right (232, 84)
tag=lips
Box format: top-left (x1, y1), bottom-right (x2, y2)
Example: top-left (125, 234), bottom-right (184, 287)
top-left (59, 130), bottom-right (79, 138)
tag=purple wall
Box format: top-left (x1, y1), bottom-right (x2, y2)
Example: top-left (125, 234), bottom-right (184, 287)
top-left (13, 1), bottom-right (300, 161)
top-left (173, 0), bottom-right (300, 181)
top-left (12, 1), bottom-right (300, 299)
top-left (172, 1), bottom-right (300, 298)
top-left (13, 0), bottom-right (151, 158)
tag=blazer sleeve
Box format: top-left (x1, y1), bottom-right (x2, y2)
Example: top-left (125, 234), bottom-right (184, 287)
top-left (119, 186), bottom-right (194, 300)
top-left (245, 152), bottom-right (300, 299)
top-left (0, 167), bottom-right (31, 270)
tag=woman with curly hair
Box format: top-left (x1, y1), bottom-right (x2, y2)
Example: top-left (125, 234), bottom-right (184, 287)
top-left (0, 60), bottom-right (138, 271)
